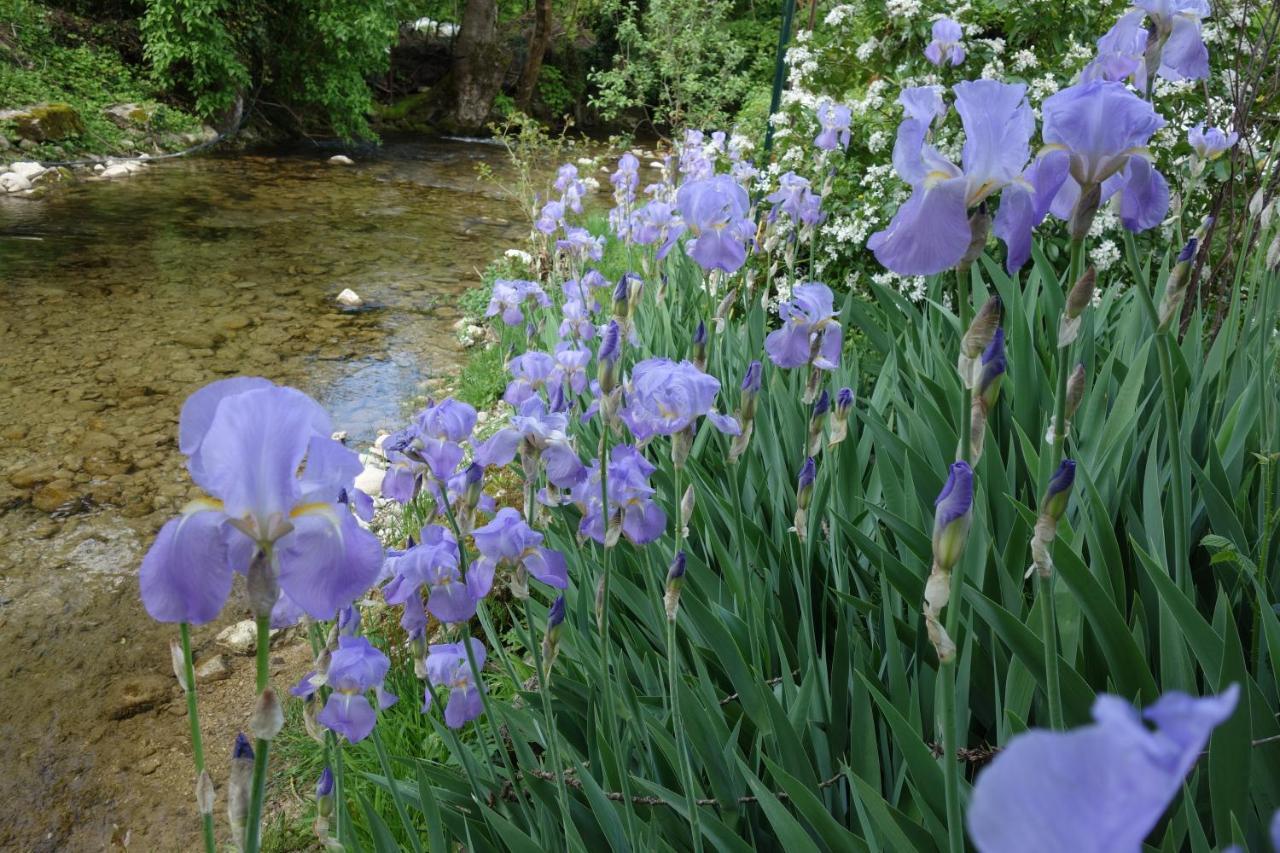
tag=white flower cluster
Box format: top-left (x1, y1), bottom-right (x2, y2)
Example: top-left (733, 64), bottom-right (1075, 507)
top-left (824, 3), bottom-right (858, 26)
top-left (885, 0), bottom-right (922, 19)
top-left (1089, 240), bottom-right (1121, 274)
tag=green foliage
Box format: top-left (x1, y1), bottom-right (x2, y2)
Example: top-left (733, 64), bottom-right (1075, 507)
top-left (453, 342), bottom-right (507, 410)
top-left (536, 64), bottom-right (573, 117)
top-left (0, 0), bottom-right (200, 157)
top-left (340, 201), bottom-right (1280, 850)
top-left (140, 0), bottom-right (400, 139)
top-left (589, 0), bottom-right (754, 128)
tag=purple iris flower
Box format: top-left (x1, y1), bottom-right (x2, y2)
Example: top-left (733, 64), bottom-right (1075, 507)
top-left (412, 398), bottom-right (479, 479)
top-left (764, 283), bottom-right (843, 370)
top-left (1037, 81), bottom-right (1169, 235)
top-left (473, 395), bottom-right (587, 488)
top-left (562, 274), bottom-right (603, 311)
top-left (679, 129), bottom-right (714, 180)
top-left (557, 226), bottom-right (604, 261)
top-left (631, 200), bottom-right (685, 259)
top-left (1140, 0), bottom-right (1211, 80)
top-left (559, 299), bottom-right (596, 341)
top-left (1188, 123), bottom-right (1238, 160)
top-left (676, 175), bottom-right (755, 274)
top-left (766, 172), bottom-right (825, 227)
top-left (814, 101), bottom-right (852, 151)
top-left (535, 200), bottom-right (566, 235)
top-left (505, 351), bottom-right (557, 407)
top-left (466, 507), bottom-right (568, 599)
top-left (968, 685), bottom-right (1239, 853)
top-left (573, 444), bottom-right (667, 545)
top-left (314, 635), bottom-right (395, 743)
top-left (551, 342), bottom-right (593, 396)
top-left (139, 378), bottom-right (383, 624)
top-left (422, 638), bottom-right (487, 728)
top-left (870, 80), bottom-right (1038, 276)
top-left (554, 163), bottom-right (586, 213)
top-left (486, 279), bottom-right (550, 327)
top-left (611, 152), bottom-right (639, 195)
top-left (924, 18), bottom-right (966, 66)
top-left (1083, 9), bottom-right (1149, 84)
top-left (620, 358), bottom-right (737, 441)
top-left (383, 525), bottom-right (475, 624)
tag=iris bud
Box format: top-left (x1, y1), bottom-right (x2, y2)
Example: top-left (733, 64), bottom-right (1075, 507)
top-left (196, 769), bottom-right (215, 816)
top-left (794, 457), bottom-right (817, 540)
top-left (828, 386), bottom-right (854, 447)
top-left (1157, 232), bottom-right (1203, 329)
top-left (316, 767), bottom-right (335, 818)
top-left (680, 485), bottom-right (696, 538)
top-left (542, 594), bottom-right (566, 677)
top-left (1065, 363), bottom-right (1086, 421)
top-left (1065, 266), bottom-right (1097, 320)
top-left (1070, 182), bottom-right (1103, 241)
top-left (807, 390), bottom-right (830, 456)
top-left (611, 274), bottom-right (631, 320)
top-left (959, 206), bottom-right (992, 269)
top-left (730, 361), bottom-right (763, 463)
top-left (228, 733), bottom-right (255, 850)
top-left (1030, 459), bottom-right (1077, 577)
top-left (598, 320), bottom-right (622, 394)
top-left (664, 552), bottom-right (687, 621)
top-left (170, 638), bottom-right (190, 693)
top-left (692, 320), bottom-right (709, 372)
top-left (970, 330), bottom-right (1007, 460)
top-left (932, 462), bottom-right (974, 572)
top-left (250, 688), bottom-right (284, 741)
top-left (959, 295), bottom-right (1003, 388)
top-left (1059, 266), bottom-right (1097, 346)
top-left (1042, 459), bottom-right (1076, 521)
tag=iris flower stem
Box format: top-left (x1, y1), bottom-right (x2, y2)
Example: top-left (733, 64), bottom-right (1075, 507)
top-left (1037, 238), bottom-right (1085, 730)
top-left (434, 484), bottom-right (537, 829)
top-left (669, 463), bottom-right (704, 852)
top-left (595, 427), bottom-right (640, 847)
top-left (522, 596), bottom-right (576, 846)
top-left (243, 611), bottom-right (272, 853)
top-left (521, 481), bottom-right (576, 846)
top-left (179, 623), bottom-right (216, 853)
top-left (937, 264), bottom-right (973, 853)
top-left (371, 727), bottom-right (422, 853)
top-left (331, 733), bottom-right (346, 844)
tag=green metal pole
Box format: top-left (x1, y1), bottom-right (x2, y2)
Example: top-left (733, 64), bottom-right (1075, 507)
top-left (761, 0), bottom-right (796, 160)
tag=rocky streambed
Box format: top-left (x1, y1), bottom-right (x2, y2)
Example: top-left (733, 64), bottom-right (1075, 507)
top-left (0, 138), bottom-right (528, 850)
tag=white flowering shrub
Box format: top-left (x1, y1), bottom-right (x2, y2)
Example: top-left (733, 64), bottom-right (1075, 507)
top-left (747, 0), bottom-right (1260, 300)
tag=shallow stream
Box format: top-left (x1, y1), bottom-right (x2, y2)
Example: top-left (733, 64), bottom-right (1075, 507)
top-left (0, 137), bottom-right (528, 849)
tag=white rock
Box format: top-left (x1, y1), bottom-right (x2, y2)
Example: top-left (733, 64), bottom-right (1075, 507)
top-left (0, 172), bottom-right (32, 193)
top-left (216, 619), bottom-right (262, 655)
top-left (100, 164), bottom-right (133, 179)
top-left (329, 154), bottom-right (355, 166)
top-left (10, 161), bottom-right (45, 180)
top-left (93, 164), bottom-right (105, 173)
top-left (336, 288), bottom-right (363, 307)
top-left (354, 464), bottom-right (385, 497)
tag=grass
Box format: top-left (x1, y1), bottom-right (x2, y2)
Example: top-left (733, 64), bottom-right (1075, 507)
top-left (0, 0), bottom-right (200, 159)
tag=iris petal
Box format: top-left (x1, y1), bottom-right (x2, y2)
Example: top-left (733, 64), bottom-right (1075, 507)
top-left (139, 506), bottom-right (235, 624)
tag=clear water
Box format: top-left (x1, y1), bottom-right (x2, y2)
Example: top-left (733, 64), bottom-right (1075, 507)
top-left (0, 138), bottom-right (530, 849)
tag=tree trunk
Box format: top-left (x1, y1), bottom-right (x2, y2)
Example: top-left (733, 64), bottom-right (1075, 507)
top-left (449, 0), bottom-right (506, 131)
top-left (514, 0), bottom-right (552, 111)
